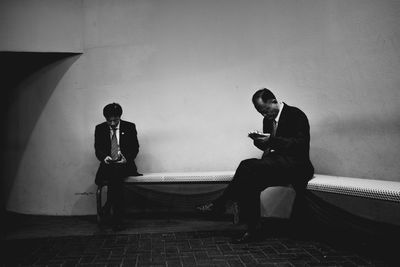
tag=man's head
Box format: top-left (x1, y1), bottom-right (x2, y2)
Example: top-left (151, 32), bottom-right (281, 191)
top-left (103, 103), bottom-right (122, 129)
top-left (252, 88), bottom-right (280, 120)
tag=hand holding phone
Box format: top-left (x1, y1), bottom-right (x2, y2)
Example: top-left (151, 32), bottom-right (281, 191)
top-left (115, 153), bottom-right (127, 164)
top-left (105, 153), bottom-right (123, 164)
top-left (248, 131), bottom-right (270, 139)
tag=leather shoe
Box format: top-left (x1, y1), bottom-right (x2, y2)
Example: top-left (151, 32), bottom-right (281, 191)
top-left (195, 202), bottom-right (224, 215)
top-left (231, 231), bottom-right (257, 244)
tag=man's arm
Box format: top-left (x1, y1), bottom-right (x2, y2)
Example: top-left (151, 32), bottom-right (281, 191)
top-left (94, 124), bottom-right (109, 162)
top-left (253, 109), bottom-right (310, 155)
top-left (268, 110), bottom-right (310, 155)
top-left (252, 120), bottom-right (273, 151)
top-left (253, 136), bottom-right (270, 151)
top-left (123, 123), bottom-right (139, 163)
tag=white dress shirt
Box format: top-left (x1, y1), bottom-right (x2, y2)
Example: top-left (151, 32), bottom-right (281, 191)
top-left (270, 102), bottom-right (284, 153)
top-left (274, 102), bottom-right (284, 129)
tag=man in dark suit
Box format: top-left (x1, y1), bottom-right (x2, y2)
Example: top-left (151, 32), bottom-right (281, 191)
top-left (95, 103), bottom-right (141, 230)
top-left (197, 88), bottom-right (314, 243)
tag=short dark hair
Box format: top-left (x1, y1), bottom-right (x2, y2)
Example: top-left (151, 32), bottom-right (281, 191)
top-left (103, 103), bottom-right (123, 118)
top-left (252, 88), bottom-right (276, 104)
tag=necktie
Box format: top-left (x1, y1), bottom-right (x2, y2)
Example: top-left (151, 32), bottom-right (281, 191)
top-left (111, 129), bottom-right (119, 160)
top-left (265, 120), bottom-right (278, 155)
top-left (272, 120), bottom-right (278, 137)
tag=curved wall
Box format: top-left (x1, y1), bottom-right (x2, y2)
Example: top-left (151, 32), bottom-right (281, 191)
top-left (3, 0), bottom-right (400, 215)
top-left (0, 0), bottom-right (83, 52)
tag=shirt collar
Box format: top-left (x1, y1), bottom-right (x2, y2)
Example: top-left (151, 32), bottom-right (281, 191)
top-left (275, 102), bottom-right (284, 123)
top-left (109, 121), bottom-right (120, 131)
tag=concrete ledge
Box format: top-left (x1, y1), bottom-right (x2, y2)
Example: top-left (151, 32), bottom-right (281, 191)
top-left (124, 171), bottom-right (235, 183)
top-left (98, 172), bottom-right (400, 224)
top-left (307, 175), bottom-right (400, 203)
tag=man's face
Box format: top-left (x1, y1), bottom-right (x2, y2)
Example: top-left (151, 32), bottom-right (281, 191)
top-left (106, 116), bottom-right (121, 129)
top-left (254, 97), bottom-right (279, 119)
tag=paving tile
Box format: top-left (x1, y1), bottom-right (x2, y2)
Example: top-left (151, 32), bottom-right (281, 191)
top-left (2, 216), bottom-right (394, 267)
top-left (166, 259), bottom-right (182, 267)
top-left (180, 255), bottom-right (196, 265)
top-left (226, 259), bottom-right (245, 267)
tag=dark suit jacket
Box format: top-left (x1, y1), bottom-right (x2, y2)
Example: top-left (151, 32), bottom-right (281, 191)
top-left (95, 120), bottom-right (139, 184)
top-left (255, 103), bottom-right (314, 187)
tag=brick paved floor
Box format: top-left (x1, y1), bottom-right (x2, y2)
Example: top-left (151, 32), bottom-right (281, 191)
top-left (2, 230), bottom-right (394, 267)
top-left (1, 213), bottom-right (396, 266)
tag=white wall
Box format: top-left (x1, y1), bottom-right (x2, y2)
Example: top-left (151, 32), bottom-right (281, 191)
top-left (4, 0), bottom-right (400, 215)
top-left (0, 0), bottom-right (83, 52)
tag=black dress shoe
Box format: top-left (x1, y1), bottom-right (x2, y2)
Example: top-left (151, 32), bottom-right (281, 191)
top-left (231, 231), bottom-right (257, 244)
top-left (196, 202), bottom-right (225, 215)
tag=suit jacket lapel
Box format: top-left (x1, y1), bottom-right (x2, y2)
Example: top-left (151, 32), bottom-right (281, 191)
top-left (275, 103), bottom-right (288, 137)
top-left (119, 120), bottom-right (125, 148)
top-left (103, 123), bottom-right (111, 150)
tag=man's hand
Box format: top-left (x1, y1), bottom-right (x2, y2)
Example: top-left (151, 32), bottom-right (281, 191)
top-left (115, 153), bottom-right (127, 164)
top-left (248, 131), bottom-right (270, 140)
top-left (253, 135), bottom-right (270, 143)
top-left (253, 135), bottom-right (271, 151)
top-left (253, 136), bottom-right (269, 147)
top-left (104, 153), bottom-right (127, 164)
top-left (104, 156), bottom-right (113, 164)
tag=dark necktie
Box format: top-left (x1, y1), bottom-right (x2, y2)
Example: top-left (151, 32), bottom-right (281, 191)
top-left (111, 129), bottom-right (119, 160)
top-left (272, 120), bottom-right (278, 137)
top-left (265, 120), bottom-right (277, 155)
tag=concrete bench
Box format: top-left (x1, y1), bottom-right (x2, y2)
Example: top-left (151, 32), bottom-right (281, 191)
top-left (306, 175), bottom-right (400, 227)
top-left (96, 171), bottom-right (295, 223)
top-left (306, 175), bottom-right (400, 202)
top-left (96, 172), bottom-right (400, 226)
top-left (96, 171), bottom-right (234, 223)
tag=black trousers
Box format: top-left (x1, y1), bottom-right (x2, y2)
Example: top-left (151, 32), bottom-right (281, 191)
top-left (96, 164), bottom-right (128, 223)
top-left (217, 157), bottom-right (296, 228)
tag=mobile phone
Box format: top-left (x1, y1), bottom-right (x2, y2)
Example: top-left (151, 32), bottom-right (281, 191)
top-left (248, 131), bottom-right (270, 137)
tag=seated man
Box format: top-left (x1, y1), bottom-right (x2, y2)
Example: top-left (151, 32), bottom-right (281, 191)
top-left (94, 103), bottom-right (141, 231)
top-left (197, 88), bottom-right (314, 243)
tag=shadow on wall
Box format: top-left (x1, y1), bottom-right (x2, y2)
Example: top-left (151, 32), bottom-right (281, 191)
top-left (135, 132), bottom-right (171, 173)
top-left (311, 113), bottom-right (400, 180)
top-left (0, 52), bottom-right (81, 212)
top-left (310, 146), bottom-right (343, 176)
